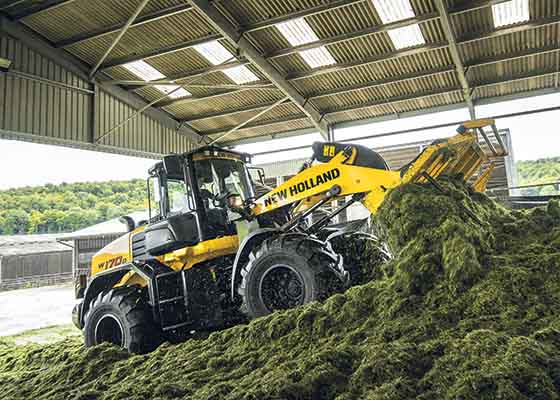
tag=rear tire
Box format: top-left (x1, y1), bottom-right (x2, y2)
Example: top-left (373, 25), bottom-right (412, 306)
top-left (83, 286), bottom-right (160, 354)
top-left (238, 233), bottom-right (339, 319)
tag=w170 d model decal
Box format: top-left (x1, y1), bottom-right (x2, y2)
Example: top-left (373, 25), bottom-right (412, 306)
top-left (97, 256), bottom-right (127, 271)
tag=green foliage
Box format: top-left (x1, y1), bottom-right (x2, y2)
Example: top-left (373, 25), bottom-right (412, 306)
top-left (1, 180), bottom-right (559, 399)
top-left (517, 157), bottom-right (560, 195)
top-left (0, 180), bottom-right (147, 234)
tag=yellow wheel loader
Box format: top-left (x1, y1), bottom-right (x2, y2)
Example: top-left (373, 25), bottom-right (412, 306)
top-left (72, 119), bottom-right (506, 353)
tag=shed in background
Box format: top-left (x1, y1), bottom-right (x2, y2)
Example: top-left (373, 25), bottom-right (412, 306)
top-left (0, 234), bottom-right (72, 291)
top-left (58, 211), bottom-right (149, 280)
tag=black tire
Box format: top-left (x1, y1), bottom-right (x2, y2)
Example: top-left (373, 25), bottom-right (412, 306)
top-left (329, 232), bottom-right (390, 285)
top-left (83, 286), bottom-right (160, 354)
top-left (238, 233), bottom-right (340, 319)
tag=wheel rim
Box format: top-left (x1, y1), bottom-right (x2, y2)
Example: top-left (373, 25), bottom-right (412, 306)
top-left (94, 314), bottom-right (124, 347)
top-left (259, 264), bottom-right (305, 312)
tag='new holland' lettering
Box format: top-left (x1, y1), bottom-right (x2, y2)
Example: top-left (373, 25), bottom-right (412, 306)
top-left (263, 168), bottom-right (340, 207)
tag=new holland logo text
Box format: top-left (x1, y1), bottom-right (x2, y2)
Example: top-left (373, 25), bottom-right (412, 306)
top-left (264, 168), bottom-right (340, 207)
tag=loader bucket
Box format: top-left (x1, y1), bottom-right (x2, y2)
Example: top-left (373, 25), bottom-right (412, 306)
top-left (399, 119), bottom-right (507, 188)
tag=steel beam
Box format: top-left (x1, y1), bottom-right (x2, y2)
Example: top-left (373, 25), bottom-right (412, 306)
top-left (203, 115), bottom-right (309, 136)
top-left (128, 59), bottom-right (248, 91)
top-left (465, 45), bottom-right (560, 69)
top-left (89, 0), bottom-right (150, 78)
top-left (157, 88), bottom-right (255, 108)
top-left (309, 66), bottom-right (456, 100)
top-left (325, 69), bottom-right (559, 117)
top-left (242, 0), bottom-right (366, 33)
top-left (458, 15), bottom-right (560, 45)
top-left (0, 1), bottom-right (27, 11)
top-left (181, 98), bottom-right (291, 124)
top-left (54, 4), bottom-right (193, 48)
top-left (12, 0), bottom-right (77, 20)
top-left (111, 81), bottom-right (276, 90)
top-left (7, 69), bottom-right (94, 94)
top-left (326, 86), bottom-right (463, 116)
top-left (100, 34), bottom-right (221, 70)
top-left (473, 69), bottom-right (559, 91)
top-left (209, 96), bottom-right (289, 144)
top-left (187, 0), bottom-right (330, 139)
top-left (435, 0), bottom-right (475, 119)
top-left (287, 42), bottom-right (448, 81)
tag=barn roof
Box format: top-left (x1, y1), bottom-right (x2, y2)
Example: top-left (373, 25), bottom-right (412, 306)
top-left (1, 0), bottom-right (558, 146)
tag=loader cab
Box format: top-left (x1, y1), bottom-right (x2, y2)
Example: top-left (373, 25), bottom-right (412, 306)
top-left (143, 147), bottom-right (255, 257)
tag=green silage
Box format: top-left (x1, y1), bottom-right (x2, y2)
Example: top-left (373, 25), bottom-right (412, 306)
top-left (1, 179), bottom-right (559, 400)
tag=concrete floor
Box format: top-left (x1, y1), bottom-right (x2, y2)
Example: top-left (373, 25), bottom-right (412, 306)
top-left (0, 284), bottom-right (75, 336)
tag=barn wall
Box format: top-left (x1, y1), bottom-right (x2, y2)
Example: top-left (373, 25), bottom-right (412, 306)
top-left (0, 33), bottom-right (196, 157)
top-left (0, 250), bottom-right (72, 290)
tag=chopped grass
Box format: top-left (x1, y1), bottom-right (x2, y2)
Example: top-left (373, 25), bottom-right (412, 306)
top-left (0, 324), bottom-right (80, 346)
top-left (1, 178), bottom-right (559, 400)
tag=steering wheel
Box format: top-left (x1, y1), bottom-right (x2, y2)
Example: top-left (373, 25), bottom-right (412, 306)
top-left (212, 190), bottom-right (231, 208)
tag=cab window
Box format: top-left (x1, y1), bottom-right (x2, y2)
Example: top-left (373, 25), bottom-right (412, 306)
top-left (167, 178), bottom-right (194, 215)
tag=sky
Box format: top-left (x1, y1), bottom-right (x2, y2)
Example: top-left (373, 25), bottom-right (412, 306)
top-left (0, 92), bottom-right (559, 190)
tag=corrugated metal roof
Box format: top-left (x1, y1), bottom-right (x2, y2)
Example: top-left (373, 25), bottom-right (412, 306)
top-left (2, 0), bottom-right (558, 145)
top-left (0, 234), bottom-right (71, 256)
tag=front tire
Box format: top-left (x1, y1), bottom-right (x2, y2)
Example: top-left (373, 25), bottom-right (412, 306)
top-left (238, 234), bottom-right (340, 319)
top-left (83, 286), bottom-right (159, 354)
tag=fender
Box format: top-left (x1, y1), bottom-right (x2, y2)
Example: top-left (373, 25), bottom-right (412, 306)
top-left (230, 227), bottom-right (281, 300)
top-left (77, 262), bottom-right (160, 328)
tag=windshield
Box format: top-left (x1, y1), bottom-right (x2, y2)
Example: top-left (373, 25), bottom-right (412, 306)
top-left (194, 158), bottom-right (253, 208)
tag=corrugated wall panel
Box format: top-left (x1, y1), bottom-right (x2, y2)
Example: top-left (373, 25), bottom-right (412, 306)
top-left (0, 33), bottom-right (92, 143)
top-left (0, 33), bottom-right (196, 156)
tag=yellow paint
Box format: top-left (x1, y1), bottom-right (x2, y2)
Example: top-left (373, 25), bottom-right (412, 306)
top-left (462, 118), bottom-right (495, 129)
top-left (472, 163), bottom-right (495, 192)
top-left (161, 235), bottom-right (239, 270)
top-left (91, 233), bottom-right (132, 277)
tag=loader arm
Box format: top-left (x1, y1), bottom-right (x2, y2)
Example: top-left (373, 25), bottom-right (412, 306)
top-left (252, 119), bottom-right (506, 217)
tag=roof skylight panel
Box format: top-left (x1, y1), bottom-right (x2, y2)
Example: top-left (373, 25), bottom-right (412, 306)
top-left (372, 0), bottom-right (415, 23)
top-left (492, 0), bottom-right (530, 28)
top-left (123, 60), bottom-right (191, 98)
top-left (275, 18), bottom-right (337, 68)
top-left (276, 18), bottom-right (320, 46)
top-left (123, 60), bottom-right (165, 81)
top-left (193, 40), bottom-right (234, 65)
top-left (371, 0), bottom-right (426, 49)
top-left (387, 25), bottom-right (426, 49)
top-left (223, 66), bottom-right (259, 84)
top-left (300, 47), bottom-right (336, 68)
top-left (192, 40), bottom-right (260, 84)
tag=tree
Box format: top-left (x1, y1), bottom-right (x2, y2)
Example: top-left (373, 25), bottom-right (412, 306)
top-left (0, 179), bottom-right (148, 234)
top-left (2, 210), bottom-right (30, 234)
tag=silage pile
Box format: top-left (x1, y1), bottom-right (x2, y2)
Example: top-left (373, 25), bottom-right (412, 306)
top-left (1, 179), bottom-right (560, 400)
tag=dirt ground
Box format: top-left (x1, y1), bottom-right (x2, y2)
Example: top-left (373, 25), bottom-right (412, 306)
top-left (0, 284), bottom-right (74, 336)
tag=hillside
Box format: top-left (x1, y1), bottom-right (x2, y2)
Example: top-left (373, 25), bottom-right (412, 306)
top-left (517, 157), bottom-right (560, 195)
top-left (0, 180), bottom-right (146, 235)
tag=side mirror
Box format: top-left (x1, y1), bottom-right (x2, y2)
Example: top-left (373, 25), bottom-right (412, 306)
top-left (119, 215), bottom-right (135, 232)
top-left (163, 154), bottom-right (183, 177)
